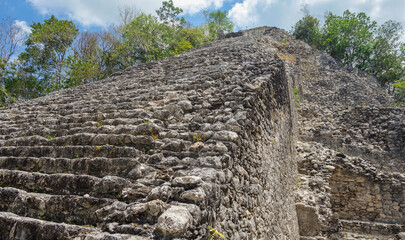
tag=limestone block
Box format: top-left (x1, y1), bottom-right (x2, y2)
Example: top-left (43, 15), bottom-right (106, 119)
top-left (155, 206), bottom-right (193, 237)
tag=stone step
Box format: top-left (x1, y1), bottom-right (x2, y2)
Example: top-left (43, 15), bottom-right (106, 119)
top-left (0, 170), bottom-right (134, 198)
top-left (1, 122), bottom-right (162, 141)
top-left (0, 211), bottom-right (95, 240)
top-left (0, 145), bottom-right (140, 158)
top-left (1, 102), bottom-right (155, 120)
top-left (0, 113), bottom-right (156, 126)
top-left (0, 108), bottom-right (154, 126)
top-left (0, 157), bottom-right (142, 179)
top-left (3, 134), bottom-right (155, 150)
top-left (340, 219), bottom-right (405, 236)
top-left (0, 211), bottom-right (148, 239)
top-left (0, 187), bottom-right (115, 226)
top-left (337, 232), bottom-right (399, 240)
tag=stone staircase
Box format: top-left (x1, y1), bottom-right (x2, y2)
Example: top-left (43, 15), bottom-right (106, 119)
top-left (0, 29), bottom-right (299, 239)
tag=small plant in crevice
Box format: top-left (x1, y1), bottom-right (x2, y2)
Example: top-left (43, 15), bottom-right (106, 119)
top-left (283, 38), bottom-right (289, 47)
top-left (142, 120), bottom-right (151, 124)
top-left (151, 133), bottom-right (158, 141)
top-left (97, 121), bottom-right (103, 127)
top-left (38, 210), bottom-right (45, 219)
top-left (292, 87), bottom-right (302, 107)
top-left (296, 176), bottom-right (304, 190)
top-left (208, 226), bottom-right (227, 240)
top-left (391, 101), bottom-right (405, 106)
top-left (67, 219), bottom-right (76, 225)
top-left (193, 133), bottom-right (202, 142)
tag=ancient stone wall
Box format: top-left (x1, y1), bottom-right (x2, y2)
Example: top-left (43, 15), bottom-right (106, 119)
top-left (330, 167), bottom-right (405, 225)
top-left (300, 105), bottom-right (405, 172)
top-left (214, 45), bottom-right (298, 239)
top-left (259, 27), bottom-right (405, 239)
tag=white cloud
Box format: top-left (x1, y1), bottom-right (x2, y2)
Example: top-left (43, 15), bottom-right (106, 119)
top-left (174, 0), bottom-right (225, 14)
top-left (14, 20), bottom-right (32, 34)
top-left (229, 0), bottom-right (278, 28)
top-left (297, 0), bottom-right (333, 5)
top-left (229, 0), bottom-right (259, 27)
top-left (26, 0), bottom-right (226, 27)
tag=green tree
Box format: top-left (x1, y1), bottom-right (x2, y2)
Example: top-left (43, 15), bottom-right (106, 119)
top-left (122, 12), bottom-right (210, 64)
top-left (174, 27), bottom-right (208, 50)
top-left (0, 59), bottom-right (9, 105)
top-left (291, 10), bottom-right (405, 101)
top-left (66, 31), bottom-right (102, 87)
top-left (123, 1), bottom-right (196, 63)
top-left (291, 12), bottom-right (321, 47)
top-left (156, 0), bottom-right (186, 27)
top-left (168, 26), bottom-right (209, 55)
top-left (322, 10), bottom-right (377, 70)
top-left (66, 57), bottom-right (101, 87)
top-left (203, 10), bottom-right (234, 40)
top-left (369, 21), bottom-right (405, 87)
top-left (1, 58), bottom-right (45, 102)
top-left (122, 13), bottom-right (167, 63)
top-left (97, 28), bottom-right (124, 76)
top-left (393, 79), bottom-right (405, 103)
top-left (19, 15), bottom-right (78, 92)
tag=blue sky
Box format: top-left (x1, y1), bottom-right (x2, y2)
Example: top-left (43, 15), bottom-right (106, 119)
top-left (1, 0), bottom-right (405, 36)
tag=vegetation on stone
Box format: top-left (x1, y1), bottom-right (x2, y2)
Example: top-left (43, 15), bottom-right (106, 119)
top-left (292, 9), bottom-right (405, 102)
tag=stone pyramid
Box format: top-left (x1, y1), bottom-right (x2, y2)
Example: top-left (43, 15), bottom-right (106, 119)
top-left (0, 27), bottom-right (298, 239)
top-left (0, 27), bottom-right (404, 240)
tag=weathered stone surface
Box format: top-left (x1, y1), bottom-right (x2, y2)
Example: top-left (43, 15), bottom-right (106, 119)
top-left (0, 27), bottom-right (300, 239)
top-left (179, 187), bottom-right (206, 203)
top-left (296, 203), bottom-right (322, 236)
top-left (254, 26), bottom-right (405, 239)
top-left (1, 26), bottom-right (403, 240)
top-left (155, 206), bottom-right (193, 237)
top-left (171, 176), bottom-right (202, 188)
